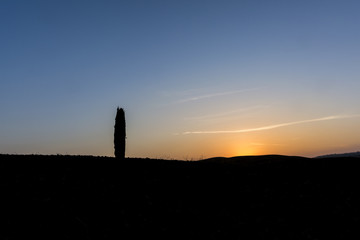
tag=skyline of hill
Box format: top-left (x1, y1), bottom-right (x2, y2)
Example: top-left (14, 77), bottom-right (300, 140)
top-left (316, 151), bottom-right (360, 158)
top-left (1, 153), bottom-right (360, 239)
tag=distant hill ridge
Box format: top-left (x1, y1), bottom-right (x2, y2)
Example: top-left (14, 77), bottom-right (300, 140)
top-left (1, 153), bottom-right (360, 239)
top-left (316, 151), bottom-right (360, 158)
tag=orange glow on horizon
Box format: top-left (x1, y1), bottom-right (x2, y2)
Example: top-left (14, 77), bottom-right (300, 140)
top-left (229, 142), bottom-right (261, 157)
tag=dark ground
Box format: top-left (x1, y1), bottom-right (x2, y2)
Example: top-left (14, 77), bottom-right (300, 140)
top-left (1, 154), bottom-right (360, 239)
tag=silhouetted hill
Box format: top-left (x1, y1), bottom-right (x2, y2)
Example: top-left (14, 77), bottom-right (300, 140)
top-left (1, 154), bottom-right (360, 239)
top-left (202, 154), bottom-right (308, 166)
top-left (316, 151), bottom-right (360, 158)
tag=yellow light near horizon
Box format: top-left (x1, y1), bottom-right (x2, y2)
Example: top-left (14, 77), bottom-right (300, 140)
top-left (237, 148), bottom-right (258, 156)
top-left (229, 144), bottom-right (259, 157)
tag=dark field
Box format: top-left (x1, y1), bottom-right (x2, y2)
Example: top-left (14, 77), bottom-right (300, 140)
top-left (1, 154), bottom-right (360, 239)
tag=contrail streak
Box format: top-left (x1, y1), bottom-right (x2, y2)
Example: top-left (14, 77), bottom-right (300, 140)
top-left (184, 105), bottom-right (266, 121)
top-left (175, 89), bottom-right (256, 104)
top-left (182, 115), bottom-right (360, 134)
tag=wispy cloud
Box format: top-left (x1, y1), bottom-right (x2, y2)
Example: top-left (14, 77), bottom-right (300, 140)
top-left (182, 115), bottom-right (360, 134)
top-left (174, 88), bottom-right (257, 104)
top-left (160, 88), bottom-right (202, 98)
top-left (250, 142), bottom-right (285, 146)
top-left (184, 105), bottom-right (267, 121)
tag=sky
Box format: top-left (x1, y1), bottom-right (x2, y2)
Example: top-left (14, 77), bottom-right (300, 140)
top-left (1, 0), bottom-right (360, 159)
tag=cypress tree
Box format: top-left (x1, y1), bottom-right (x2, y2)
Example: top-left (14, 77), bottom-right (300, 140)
top-left (114, 107), bottom-right (126, 159)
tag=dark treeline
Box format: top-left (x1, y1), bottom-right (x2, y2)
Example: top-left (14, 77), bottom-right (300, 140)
top-left (1, 154), bottom-right (360, 239)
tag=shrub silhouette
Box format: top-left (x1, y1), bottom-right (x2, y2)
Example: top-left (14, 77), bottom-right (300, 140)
top-left (114, 107), bottom-right (126, 159)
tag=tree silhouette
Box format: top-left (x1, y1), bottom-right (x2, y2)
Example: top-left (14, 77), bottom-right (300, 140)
top-left (114, 107), bottom-right (126, 159)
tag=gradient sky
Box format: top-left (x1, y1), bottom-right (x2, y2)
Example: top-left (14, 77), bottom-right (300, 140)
top-left (1, 0), bottom-right (360, 159)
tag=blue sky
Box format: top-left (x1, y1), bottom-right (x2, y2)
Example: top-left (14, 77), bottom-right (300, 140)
top-left (1, 0), bottom-right (360, 158)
